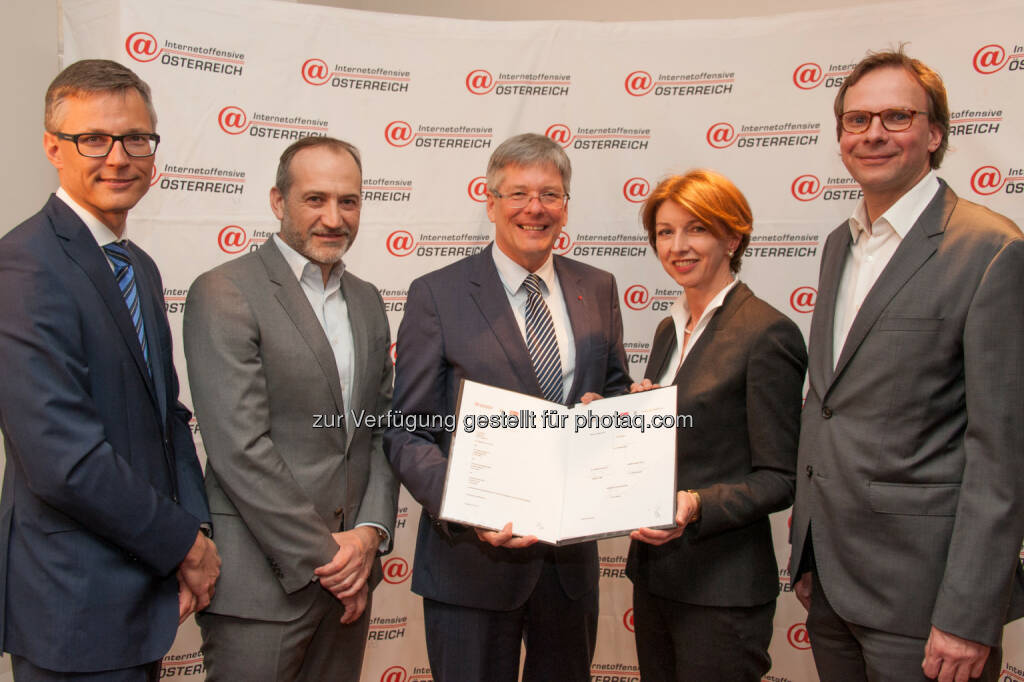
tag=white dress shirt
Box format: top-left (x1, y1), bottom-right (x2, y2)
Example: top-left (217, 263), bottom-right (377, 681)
top-left (492, 245), bottom-right (576, 402)
top-left (273, 234), bottom-right (355, 413)
top-left (657, 278), bottom-right (739, 386)
top-left (832, 171), bottom-right (940, 367)
top-left (56, 187), bottom-right (122, 262)
top-left (272, 235), bottom-right (389, 549)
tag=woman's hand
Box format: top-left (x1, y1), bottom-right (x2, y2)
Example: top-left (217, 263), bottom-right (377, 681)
top-left (630, 490), bottom-right (700, 546)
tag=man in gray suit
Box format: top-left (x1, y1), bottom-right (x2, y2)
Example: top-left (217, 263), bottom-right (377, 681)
top-left (183, 136), bottom-right (398, 682)
top-left (385, 133), bottom-right (631, 681)
top-left (790, 49), bottom-right (1024, 682)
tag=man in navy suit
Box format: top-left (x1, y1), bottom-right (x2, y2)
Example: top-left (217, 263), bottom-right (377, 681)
top-left (0, 59), bottom-right (220, 681)
top-left (385, 133), bottom-right (631, 681)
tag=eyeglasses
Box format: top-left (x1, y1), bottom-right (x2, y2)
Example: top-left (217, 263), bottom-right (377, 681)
top-left (54, 131), bottom-right (161, 158)
top-left (491, 190), bottom-right (569, 209)
top-left (839, 109), bottom-right (928, 134)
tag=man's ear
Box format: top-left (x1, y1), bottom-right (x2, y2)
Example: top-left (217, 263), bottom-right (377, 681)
top-left (270, 186), bottom-right (285, 221)
top-left (44, 132), bottom-right (64, 171)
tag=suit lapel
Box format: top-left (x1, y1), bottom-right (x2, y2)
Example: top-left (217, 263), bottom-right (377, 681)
top-left (258, 241), bottom-right (347, 432)
top-left (672, 283), bottom-right (749, 385)
top-left (128, 244), bottom-right (169, 419)
top-left (830, 184), bottom-right (950, 386)
top-left (554, 256), bottom-right (591, 403)
top-left (47, 197), bottom-right (159, 408)
top-left (811, 226), bottom-right (850, 390)
top-left (468, 246), bottom-right (539, 395)
top-left (645, 318), bottom-right (675, 382)
top-left (341, 271), bottom-right (369, 449)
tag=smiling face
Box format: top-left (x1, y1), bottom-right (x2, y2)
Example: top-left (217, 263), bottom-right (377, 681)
top-left (44, 90), bottom-right (156, 235)
top-left (839, 66), bottom-right (942, 219)
top-left (654, 200), bottom-right (738, 295)
top-left (270, 145), bottom-right (361, 280)
top-left (486, 162), bottom-right (568, 272)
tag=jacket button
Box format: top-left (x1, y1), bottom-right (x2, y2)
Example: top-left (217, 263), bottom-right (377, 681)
top-left (806, 465), bottom-right (813, 477)
top-left (821, 406), bottom-right (832, 419)
top-left (334, 507), bottom-right (344, 518)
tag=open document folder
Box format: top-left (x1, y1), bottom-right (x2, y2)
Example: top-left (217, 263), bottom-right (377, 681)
top-left (439, 379), bottom-right (679, 545)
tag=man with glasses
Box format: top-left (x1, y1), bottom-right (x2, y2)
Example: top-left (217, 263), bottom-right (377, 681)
top-left (385, 132), bottom-right (630, 681)
top-left (789, 49), bottom-right (1024, 682)
top-left (0, 59), bottom-right (219, 681)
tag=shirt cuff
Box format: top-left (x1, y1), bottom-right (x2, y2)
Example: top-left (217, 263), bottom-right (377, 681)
top-left (356, 522), bottom-right (392, 554)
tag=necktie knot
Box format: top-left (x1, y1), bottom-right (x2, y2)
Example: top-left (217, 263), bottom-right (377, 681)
top-left (103, 242), bottom-right (131, 276)
top-left (523, 272), bottom-right (544, 299)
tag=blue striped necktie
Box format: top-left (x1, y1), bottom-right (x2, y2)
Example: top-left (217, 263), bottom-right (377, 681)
top-left (523, 273), bottom-right (563, 404)
top-left (103, 241), bottom-right (151, 374)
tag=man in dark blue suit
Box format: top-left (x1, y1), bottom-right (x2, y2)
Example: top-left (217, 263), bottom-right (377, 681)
top-left (385, 133), bottom-right (631, 681)
top-left (0, 59), bottom-right (220, 681)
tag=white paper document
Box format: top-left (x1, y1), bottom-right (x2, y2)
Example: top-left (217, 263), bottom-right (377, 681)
top-left (439, 379), bottom-right (679, 545)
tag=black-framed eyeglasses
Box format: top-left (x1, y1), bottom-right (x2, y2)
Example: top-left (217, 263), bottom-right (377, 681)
top-left (839, 109), bottom-right (927, 134)
top-left (491, 190), bottom-right (569, 209)
top-left (54, 131), bottom-right (161, 158)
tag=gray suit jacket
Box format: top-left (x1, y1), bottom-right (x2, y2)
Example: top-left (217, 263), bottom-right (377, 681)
top-left (791, 181), bottom-right (1024, 646)
top-left (184, 239), bottom-right (398, 620)
top-left (384, 245), bottom-right (631, 611)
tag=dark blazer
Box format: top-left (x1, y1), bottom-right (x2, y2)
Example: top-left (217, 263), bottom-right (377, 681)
top-left (626, 282), bottom-right (806, 606)
top-left (384, 244), bottom-right (631, 610)
top-left (0, 195), bottom-right (209, 671)
top-left (790, 181), bottom-right (1024, 646)
top-left (183, 239), bottom-right (398, 623)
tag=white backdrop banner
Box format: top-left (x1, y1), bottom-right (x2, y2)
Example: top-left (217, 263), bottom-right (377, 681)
top-left (35, 0), bottom-right (1024, 679)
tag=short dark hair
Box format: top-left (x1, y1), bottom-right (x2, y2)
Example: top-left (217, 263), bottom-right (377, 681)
top-left (641, 169), bottom-right (752, 273)
top-left (275, 136), bottom-right (362, 196)
top-left (45, 59), bottom-right (156, 132)
top-left (486, 133), bottom-right (571, 194)
top-left (834, 47), bottom-right (950, 168)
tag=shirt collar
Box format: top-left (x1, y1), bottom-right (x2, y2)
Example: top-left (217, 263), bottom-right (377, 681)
top-left (55, 187), bottom-right (123, 246)
top-left (273, 234), bottom-right (345, 291)
top-left (491, 243), bottom-right (556, 296)
top-left (670, 277), bottom-right (739, 333)
top-left (848, 170), bottom-right (940, 243)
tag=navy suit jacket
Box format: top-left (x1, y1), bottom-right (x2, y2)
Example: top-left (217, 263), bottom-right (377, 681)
top-left (0, 195), bottom-right (209, 672)
top-left (385, 245), bottom-right (631, 610)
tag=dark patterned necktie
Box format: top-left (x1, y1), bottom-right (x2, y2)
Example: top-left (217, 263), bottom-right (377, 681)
top-left (103, 241), bottom-right (151, 374)
top-left (523, 273), bottom-right (563, 404)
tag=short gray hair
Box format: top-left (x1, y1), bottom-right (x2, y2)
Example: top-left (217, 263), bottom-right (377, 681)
top-left (45, 59), bottom-right (156, 132)
top-left (486, 133), bottom-right (571, 193)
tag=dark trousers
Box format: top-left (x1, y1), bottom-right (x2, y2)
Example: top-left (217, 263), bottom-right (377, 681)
top-left (11, 656), bottom-right (160, 682)
top-left (807, 571), bottom-right (1002, 682)
top-left (423, 555), bottom-right (598, 682)
top-left (632, 580), bottom-right (775, 682)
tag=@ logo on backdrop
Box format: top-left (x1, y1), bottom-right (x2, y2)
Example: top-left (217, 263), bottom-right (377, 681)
top-left (790, 287), bottom-right (817, 314)
top-left (623, 177), bottom-right (650, 203)
top-left (382, 557), bottom-right (411, 584)
top-left (972, 44), bottom-right (1024, 74)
